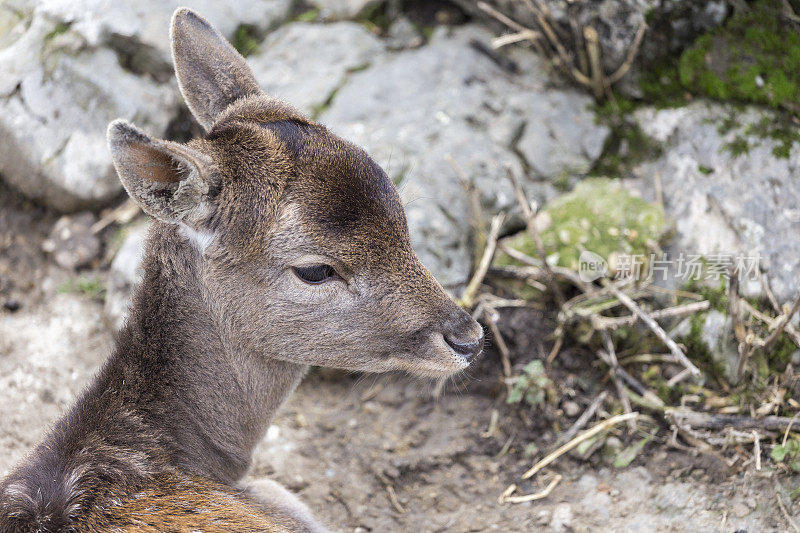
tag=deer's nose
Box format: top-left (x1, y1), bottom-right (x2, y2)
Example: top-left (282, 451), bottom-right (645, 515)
top-left (444, 332), bottom-right (485, 361)
top-left (442, 310), bottom-right (485, 362)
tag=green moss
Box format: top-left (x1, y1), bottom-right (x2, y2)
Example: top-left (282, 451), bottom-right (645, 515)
top-left (677, 312), bottom-right (727, 379)
top-left (770, 333), bottom-right (798, 372)
top-left (697, 165), bottom-right (713, 175)
top-left (591, 96), bottom-right (663, 177)
top-left (744, 115), bottom-right (800, 159)
top-left (58, 276), bottom-right (105, 301)
top-left (44, 21), bottom-right (71, 41)
top-left (294, 8), bottom-right (320, 22)
top-left (638, 57), bottom-right (690, 108)
top-left (311, 85), bottom-right (341, 119)
top-left (231, 24), bottom-right (260, 57)
top-left (678, 0), bottom-right (800, 111)
top-left (725, 135), bottom-right (751, 157)
top-left (684, 277), bottom-right (728, 312)
top-left (496, 178), bottom-right (668, 272)
top-left (358, 3), bottom-right (391, 34)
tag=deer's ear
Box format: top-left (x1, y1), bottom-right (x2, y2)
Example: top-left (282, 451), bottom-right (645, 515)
top-left (170, 8), bottom-right (262, 131)
top-left (107, 120), bottom-right (217, 226)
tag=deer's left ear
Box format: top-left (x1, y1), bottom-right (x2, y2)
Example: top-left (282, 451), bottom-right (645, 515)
top-left (171, 8), bottom-right (263, 131)
top-left (107, 120), bottom-right (218, 226)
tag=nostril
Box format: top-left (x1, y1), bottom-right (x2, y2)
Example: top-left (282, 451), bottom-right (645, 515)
top-left (444, 332), bottom-right (485, 361)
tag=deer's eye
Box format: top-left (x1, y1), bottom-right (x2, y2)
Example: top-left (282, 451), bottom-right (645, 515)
top-left (292, 264), bottom-right (337, 284)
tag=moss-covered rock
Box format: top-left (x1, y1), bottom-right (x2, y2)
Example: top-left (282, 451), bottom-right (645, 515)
top-left (678, 0), bottom-right (800, 112)
top-left (497, 178), bottom-right (669, 272)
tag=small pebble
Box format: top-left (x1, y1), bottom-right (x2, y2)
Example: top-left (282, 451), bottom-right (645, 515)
top-left (731, 501), bottom-right (750, 518)
top-left (563, 400), bottom-right (580, 417)
top-left (3, 298), bottom-right (20, 312)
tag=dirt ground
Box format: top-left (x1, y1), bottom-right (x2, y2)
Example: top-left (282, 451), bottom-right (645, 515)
top-left (1, 186), bottom-right (798, 532)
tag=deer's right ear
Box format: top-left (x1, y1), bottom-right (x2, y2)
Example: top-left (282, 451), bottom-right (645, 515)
top-left (171, 8), bottom-right (262, 131)
top-left (107, 120), bottom-right (217, 226)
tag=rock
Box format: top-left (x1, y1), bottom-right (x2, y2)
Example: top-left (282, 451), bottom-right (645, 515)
top-left (34, 0), bottom-right (293, 71)
top-left (105, 222), bottom-right (149, 331)
top-left (731, 501), bottom-right (751, 519)
top-left (386, 16), bottom-right (423, 51)
top-left (550, 502), bottom-right (573, 532)
top-left (307, 0), bottom-right (379, 20)
top-left (562, 400), bottom-right (580, 417)
top-left (700, 310), bottom-right (737, 379)
top-left (248, 22), bottom-right (384, 117)
top-left (514, 91), bottom-right (608, 179)
top-left (319, 26), bottom-right (608, 287)
top-left (634, 102), bottom-right (800, 304)
top-left (451, 0), bottom-right (728, 97)
top-left (42, 212), bottom-right (101, 270)
top-left (0, 12), bottom-right (177, 211)
top-left (498, 178), bottom-right (667, 276)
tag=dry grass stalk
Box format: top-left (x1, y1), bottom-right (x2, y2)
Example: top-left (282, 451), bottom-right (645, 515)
top-left (599, 330), bottom-right (637, 431)
top-left (506, 168), bottom-right (566, 306)
top-left (591, 300), bottom-right (710, 330)
top-left (667, 408), bottom-right (800, 432)
top-left (91, 198), bottom-right (141, 234)
top-left (385, 485), bottom-right (405, 514)
top-left (459, 213), bottom-right (506, 309)
top-left (602, 280), bottom-right (701, 377)
top-left (521, 412), bottom-right (640, 479)
top-left (477, 2), bottom-right (647, 100)
top-left (555, 391), bottom-right (608, 446)
top-left (500, 473), bottom-right (562, 504)
top-left (484, 305), bottom-right (512, 378)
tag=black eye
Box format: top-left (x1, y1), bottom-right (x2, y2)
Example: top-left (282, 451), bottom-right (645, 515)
top-left (292, 264), bottom-right (337, 284)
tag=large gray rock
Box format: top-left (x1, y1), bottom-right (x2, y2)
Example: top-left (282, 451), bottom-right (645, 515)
top-left (307, 0), bottom-right (378, 20)
top-left (634, 102), bottom-right (800, 304)
top-left (452, 0), bottom-right (728, 98)
top-left (0, 12), bottom-right (177, 211)
top-left (319, 26), bottom-right (608, 287)
top-left (249, 22), bottom-right (384, 117)
top-left (105, 222), bottom-right (149, 331)
top-left (34, 0), bottom-right (293, 71)
top-left (0, 1), bottom-right (293, 211)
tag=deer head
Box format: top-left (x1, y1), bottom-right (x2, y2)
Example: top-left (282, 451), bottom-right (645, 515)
top-left (107, 8), bottom-right (484, 378)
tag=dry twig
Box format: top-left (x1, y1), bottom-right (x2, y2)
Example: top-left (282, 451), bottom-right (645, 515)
top-left (603, 281), bottom-right (701, 377)
top-left (555, 391), bottom-right (607, 446)
top-left (506, 168), bottom-right (566, 306)
top-left (522, 412), bottom-right (640, 479)
top-left (500, 474), bottom-right (563, 504)
top-left (667, 408), bottom-right (800, 432)
top-left (459, 213), bottom-right (505, 309)
top-left (91, 199), bottom-right (141, 234)
top-left (484, 305), bottom-right (512, 378)
top-left (591, 300), bottom-right (709, 330)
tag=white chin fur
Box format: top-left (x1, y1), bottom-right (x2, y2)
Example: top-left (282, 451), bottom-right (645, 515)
top-left (179, 223), bottom-right (215, 252)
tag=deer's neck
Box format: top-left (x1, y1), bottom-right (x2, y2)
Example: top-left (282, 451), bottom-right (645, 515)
top-left (106, 224), bottom-right (306, 484)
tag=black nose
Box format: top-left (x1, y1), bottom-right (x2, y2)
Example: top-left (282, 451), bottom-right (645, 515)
top-left (444, 331), bottom-right (485, 361)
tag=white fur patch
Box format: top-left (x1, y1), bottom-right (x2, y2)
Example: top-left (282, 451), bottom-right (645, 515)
top-left (179, 224), bottom-right (216, 253)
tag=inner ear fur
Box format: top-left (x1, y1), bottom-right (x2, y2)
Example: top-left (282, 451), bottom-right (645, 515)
top-left (107, 120), bottom-right (217, 226)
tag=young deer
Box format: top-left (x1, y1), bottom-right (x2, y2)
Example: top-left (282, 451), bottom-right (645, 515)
top-left (0, 8), bottom-right (484, 533)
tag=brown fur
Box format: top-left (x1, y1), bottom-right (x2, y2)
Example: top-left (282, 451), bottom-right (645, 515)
top-left (0, 8), bottom-right (484, 532)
